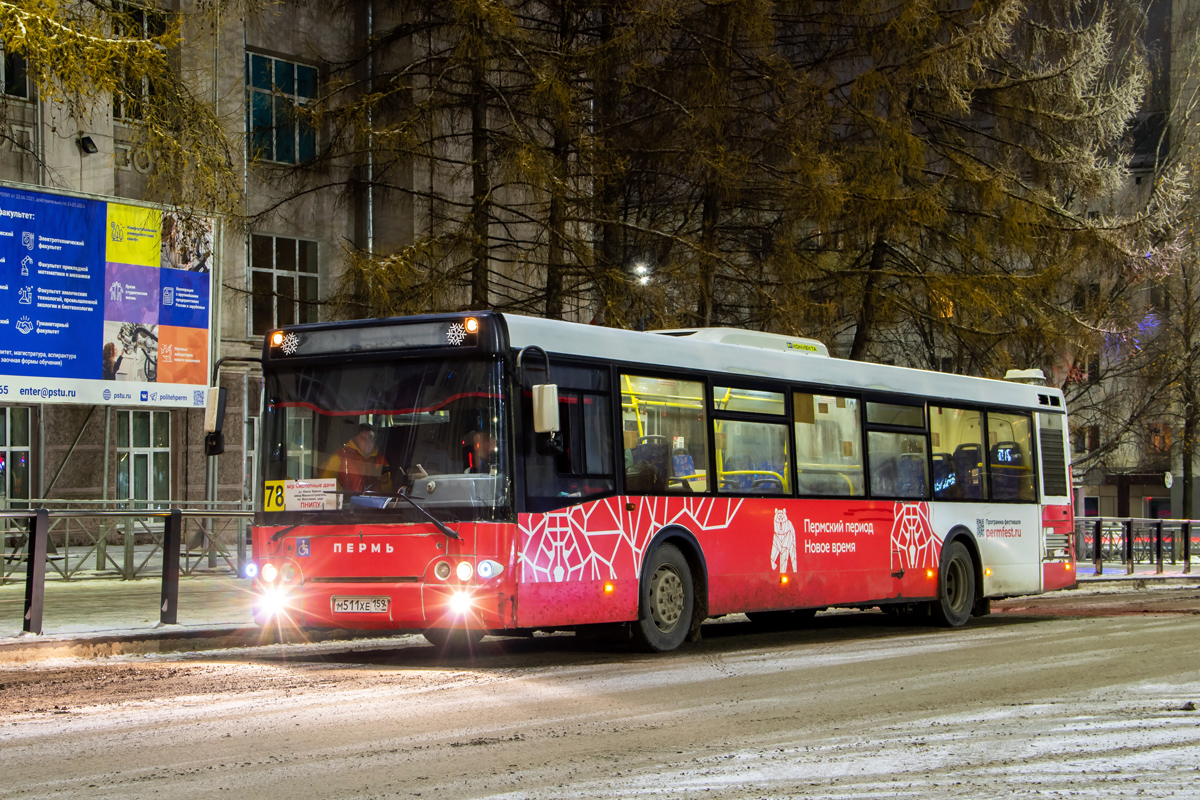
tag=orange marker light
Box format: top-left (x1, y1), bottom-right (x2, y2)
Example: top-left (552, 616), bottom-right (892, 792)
top-left (465, 317), bottom-right (479, 333)
top-left (781, 574), bottom-right (789, 585)
top-left (926, 569), bottom-right (935, 579)
top-left (1066, 563), bottom-right (1074, 571)
top-left (271, 331), bottom-right (284, 346)
top-left (603, 582), bottom-right (615, 594)
top-left (984, 568), bottom-right (992, 577)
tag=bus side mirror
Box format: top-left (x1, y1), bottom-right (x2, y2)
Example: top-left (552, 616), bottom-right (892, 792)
top-left (532, 384), bottom-right (564, 456)
top-left (204, 387), bottom-right (227, 457)
top-left (532, 384), bottom-right (559, 433)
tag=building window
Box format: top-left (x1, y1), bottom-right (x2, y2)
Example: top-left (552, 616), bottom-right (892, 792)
top-left (1072, 425), bottom-right (1099, 454)
top-left (0, 407), bottom-right (32, 508)
top-left (246, 53), bottom-right (317, 164)
top-left (112, 3), bottom-right (166, 122)
top-left (250, 234), bottom-right (319, 335)
top-left (1147, 423), bottom-right (1172, 456)
top-left (116, 410), bottom-right (171, 508)
top-left (1, 47), bottom-right (28, 99)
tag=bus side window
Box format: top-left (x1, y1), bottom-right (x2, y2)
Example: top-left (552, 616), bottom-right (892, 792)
top-left (793, 392), bottom-right (864, 496)
top-left (621, 375), bottom-right (707, 494)
top-left (523, 368), bottom-right (615, 512)
top-left (866, 401), bottom-right (928, 499)
top-left (929, 406), bottom-right (987, 501)
top-left (988, 412), bottom-right (1036, 501)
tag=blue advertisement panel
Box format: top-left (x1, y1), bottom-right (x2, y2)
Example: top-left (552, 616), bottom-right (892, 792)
top-left (0, 185), bottom-right (212, 409)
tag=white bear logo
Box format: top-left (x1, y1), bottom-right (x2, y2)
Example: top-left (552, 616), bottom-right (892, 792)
top-left (771, 508), bottom-right (797, 573)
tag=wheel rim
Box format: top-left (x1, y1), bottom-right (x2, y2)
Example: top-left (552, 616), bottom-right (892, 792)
top-left (944, 555), bottom-right (970, 613)
top-left (648, 564), bottom-right (685, 633)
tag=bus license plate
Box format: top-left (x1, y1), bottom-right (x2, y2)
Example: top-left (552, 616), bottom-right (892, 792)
top-left (333, 596), bottom-right (390, 614)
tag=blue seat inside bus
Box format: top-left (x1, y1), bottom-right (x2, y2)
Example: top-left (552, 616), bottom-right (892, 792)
top-left (629, 439), bottom-right (668, 493)
top-left (952, 443), bottom-right (986, 500)
top-left (990, 441), bottom-right (1026, 500)
top-left (896, 453), bottom-right (926, 497)
top-left (932, 452), bottom-right (957, 499)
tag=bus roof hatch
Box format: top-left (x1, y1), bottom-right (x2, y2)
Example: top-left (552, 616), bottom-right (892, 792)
top-left (652, 327), bottom-right (830, 357)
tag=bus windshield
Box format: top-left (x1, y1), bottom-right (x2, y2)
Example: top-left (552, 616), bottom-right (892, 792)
top-left (261, 356), bottom-right (510, 523)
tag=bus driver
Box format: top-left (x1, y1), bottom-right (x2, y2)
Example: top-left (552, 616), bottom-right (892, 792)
top-left (322, 423), bottom-right (427, 494)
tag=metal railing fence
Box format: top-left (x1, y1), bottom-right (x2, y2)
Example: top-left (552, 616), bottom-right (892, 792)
top-left (1, 500), bottom-right (252, 584)
top-left (1072, 517), bottom-right (1197, 575)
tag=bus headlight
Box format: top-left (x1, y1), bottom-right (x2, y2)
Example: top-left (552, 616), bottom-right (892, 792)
top-left (261, 563), bottom-right (279, 584)
top-left (449, 591), bottom-right (473, 615)
top-left (258, 587), bottom-right (289, 618)
top-left (476, 559), bottom-right (503, 580)
top-left (280, 562), bottom-right (297, 583)
top-left (456, 561), bottom-right (474, 582)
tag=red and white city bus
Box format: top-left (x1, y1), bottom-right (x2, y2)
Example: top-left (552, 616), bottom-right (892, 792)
top-left (251, 312), bottom-right (1075, 651)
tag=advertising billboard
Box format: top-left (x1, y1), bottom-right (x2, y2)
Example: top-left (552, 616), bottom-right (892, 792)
top-left (0, 185), bottom-right (212, 409)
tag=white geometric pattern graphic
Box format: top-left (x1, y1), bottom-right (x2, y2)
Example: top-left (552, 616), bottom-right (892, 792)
top-left (519, 496), bottom-right (744, 583)
top-left (889, 501), bottom-right (941, 570)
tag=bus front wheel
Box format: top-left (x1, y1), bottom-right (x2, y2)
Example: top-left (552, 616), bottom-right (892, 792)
top-left (932, 541), bottom-right (976, 628)
top-left (632, 544), bottom-right (694, 652)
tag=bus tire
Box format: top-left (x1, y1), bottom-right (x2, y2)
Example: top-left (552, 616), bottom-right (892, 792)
top-left (931, 541), bottom-right (975, 628)
top-left (632, 544), bottom-right (694, 652)
top-left (424, 627), bottom-right (485, 652)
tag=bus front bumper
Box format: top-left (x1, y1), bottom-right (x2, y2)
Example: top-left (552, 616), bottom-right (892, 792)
top-left (252, 581), bottom-right (512, 631)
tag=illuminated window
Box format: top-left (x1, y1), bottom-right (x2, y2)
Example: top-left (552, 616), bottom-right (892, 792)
top-left (621, 375), bottom-right (707, 494)
top-left (793, 392), bottom-right (864, 496)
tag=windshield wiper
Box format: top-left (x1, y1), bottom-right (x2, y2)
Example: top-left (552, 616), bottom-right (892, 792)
top-left (334, 490), bottom-right (461, 541)
top-left (391, 490), bottom-right (461, 540)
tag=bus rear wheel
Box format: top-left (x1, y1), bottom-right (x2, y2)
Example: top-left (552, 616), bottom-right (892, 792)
top-left (424, 627), bottom-right (485, 653)
top-left (931, 541), bottom-right (976, 628)
top-left (632, 544), bottom-right (694, 652)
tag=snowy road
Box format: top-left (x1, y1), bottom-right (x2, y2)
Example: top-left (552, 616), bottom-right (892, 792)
top-left (1, 586), bottom-right (1199, 799)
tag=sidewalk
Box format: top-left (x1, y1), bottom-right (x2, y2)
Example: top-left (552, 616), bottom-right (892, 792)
top-left (0, 574), bottom-right (258, 658)
top-left (1076, 560), bottom-right (1197, 584)
top-left (1, 564), bottom-right (1197, 660)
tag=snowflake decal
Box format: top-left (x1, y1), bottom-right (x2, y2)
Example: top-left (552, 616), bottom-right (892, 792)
top-left (446, 322), bottom-right (467, 345)
top-left (281, 332), bottom-right (300, 355)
